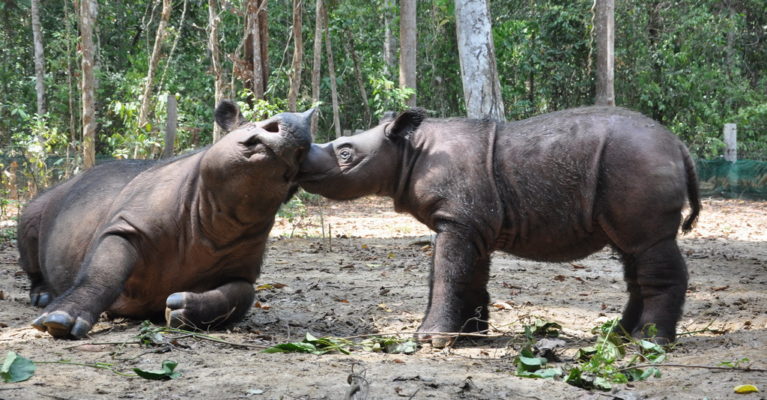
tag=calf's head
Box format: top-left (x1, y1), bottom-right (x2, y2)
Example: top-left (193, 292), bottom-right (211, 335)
top-left (298, 108), bottom-right (425, 200)
top-left (201, 101), bottom-right (314, 219)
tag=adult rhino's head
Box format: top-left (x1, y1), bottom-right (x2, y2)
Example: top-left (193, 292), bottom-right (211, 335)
top-left (201, 101), bottom-right (314, 220)
top-left (297, 108), bottom-right (425, 200)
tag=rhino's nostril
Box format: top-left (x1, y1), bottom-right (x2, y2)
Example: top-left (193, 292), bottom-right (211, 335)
top-left (263, 121), bottom-right (279, 133)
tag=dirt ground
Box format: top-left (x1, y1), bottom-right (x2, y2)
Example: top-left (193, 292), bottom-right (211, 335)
top-left (1, 197), bottom-right (765, 399)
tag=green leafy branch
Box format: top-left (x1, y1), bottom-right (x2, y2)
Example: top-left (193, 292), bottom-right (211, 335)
top-left (2, 351), bottom-right (180, 383)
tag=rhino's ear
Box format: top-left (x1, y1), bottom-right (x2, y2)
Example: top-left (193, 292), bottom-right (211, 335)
top-left (215, 100), bottom-right (245, 132)
top-left (385, 108), bottom-right (426, 140)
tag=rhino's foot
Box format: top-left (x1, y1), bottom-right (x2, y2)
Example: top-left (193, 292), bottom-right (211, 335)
top-left (29, 286), bottom-right (52, 308)
top-left (31, 310), bottom-right (92, 339)
top-left (165, 292), bottom-right (204, 330)
top-left (165, 292), bottom-right (232, 330)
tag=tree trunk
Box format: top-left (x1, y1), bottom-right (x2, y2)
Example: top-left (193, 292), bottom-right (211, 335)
top-left (310, 0), bottom-right (324, 138)
top-left (595, 0), bottom-right (615, 106)
top-left (208, 0), bottom-right (224, 141)
top-left (64, 0), bottom-right (77, 146)
top-left (31, 0), bottom-right (46, 116)
top-left (399, 0), bottom-right (417, 107)
top-left (383, 0), bottom-right (397, 79)
top-left (324, 7), bottom-right (341, 139)
top-left (139, 0), bottom-right (172, 130)
top-left (162, 94), bottom-right (177, 159)
top-left (287, 0), bottom-right (304, 112)
top-left (245, 0), bottom-right (269, 101)
top-left (80, 0), bottom-right (97, 169)
top-left (454, 0), bottom-right (505, 121)
top-left (345, 34), bottom-right (372, 127)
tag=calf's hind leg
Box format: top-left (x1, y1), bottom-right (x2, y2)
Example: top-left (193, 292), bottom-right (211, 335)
top-left (165, 280), bottom-right (255, 330)
top-left (619, 239), bottom-right (688, 343)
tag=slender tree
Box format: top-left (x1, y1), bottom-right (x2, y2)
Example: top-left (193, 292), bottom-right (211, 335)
top-left (324, 7), bottom-right (341, 138)
top-left (399, 0), bottom-right (417, 106)
top-left (454, 0), bottom-right (505, 120)
top-left (595, 0), bottom-right (615, 106)
top-left (310, 0), bottom-right (324, 137)
top-left (80, 0), bottom-right (97, 169)
top-left (30, 0), bottom-right (45, 116)
top-left (245, 0), bottom-right (269, 100)
top-left (383, 0), bottom-right (397, 79)
top-left (287, 0), bottom-right (303, 112)
top-left (208, 0), bottom-right (224, 141)
top-left (345, 34), bottom-right (372, 127)
top-left (138, 0), bottom-right (172, 130)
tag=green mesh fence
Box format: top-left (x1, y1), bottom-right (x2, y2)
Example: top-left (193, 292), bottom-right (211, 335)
top-left (696, 159), bottom-right (767, 200)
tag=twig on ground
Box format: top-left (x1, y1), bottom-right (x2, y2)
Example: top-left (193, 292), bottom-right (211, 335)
top-left (620, 363), bottom-right (767, 373)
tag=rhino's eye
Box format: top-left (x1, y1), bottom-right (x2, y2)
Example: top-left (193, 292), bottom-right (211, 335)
top-left (243, 136), bottom-right (261, 148)
top-left (338, 148), bottom-right (353, 163)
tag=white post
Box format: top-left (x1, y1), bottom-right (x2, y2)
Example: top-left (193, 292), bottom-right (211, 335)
top-left (724, 123), bottom-right (737, 162)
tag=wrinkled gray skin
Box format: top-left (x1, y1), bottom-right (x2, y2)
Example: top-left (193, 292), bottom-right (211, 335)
top-left (299, 107), bottom-right (701, 347)
top-left (17, 101), bottom-right (313, 339)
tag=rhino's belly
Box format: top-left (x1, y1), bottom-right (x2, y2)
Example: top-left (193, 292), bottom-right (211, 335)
top-left (496, 228), bottom-right (609, 262)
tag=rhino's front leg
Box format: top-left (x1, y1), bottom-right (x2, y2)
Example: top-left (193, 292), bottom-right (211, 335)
top-left (417, 229), bottom-right (490, 347)
top-left (165, 280), bottom-right (255, 330)
top-left (32, 235), bottom-right (138, 339)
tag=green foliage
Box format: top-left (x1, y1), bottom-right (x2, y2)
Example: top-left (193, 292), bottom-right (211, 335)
top-left (2, 351), bottom-right (36, 383)
top-left (369, 74), bottom-right (417, 120)
top-left (1, 0), bottom-right (765, 192)
top-left (511, 319), bottom-right (666, 391)
top-left (359, 337), bottom-right (418, 354)
top-left (133, 360), bottom-right (181, 381)
top-left (523, 318), bottom-right (562, 340)
top-left (263, 333), bottom-right (352, 355)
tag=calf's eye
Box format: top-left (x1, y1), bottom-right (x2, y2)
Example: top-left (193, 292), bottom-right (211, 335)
top-left (338, 148), bottom-right (353, 163)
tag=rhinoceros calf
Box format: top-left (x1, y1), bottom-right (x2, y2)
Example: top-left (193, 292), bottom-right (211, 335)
top-left (17, 101), bottom-right (313, 339)
top-left (298, 107), bottom-right (701, 346)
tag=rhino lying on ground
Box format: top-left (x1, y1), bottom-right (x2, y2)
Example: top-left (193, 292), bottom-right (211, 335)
top-left (18, 101), bottom-right (313, 339)
top-left (298, 106), bottom-right (701, 347)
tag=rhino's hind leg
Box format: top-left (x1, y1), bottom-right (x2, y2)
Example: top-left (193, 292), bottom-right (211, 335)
top-left (165, 280), bottom-right (255, 330)
top-left (619, 239), bottom-right (688, 344)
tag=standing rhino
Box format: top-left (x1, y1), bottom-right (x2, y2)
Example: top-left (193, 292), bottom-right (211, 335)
top-left (17, 101), bottom-right (313, 339)
top-left (298, 107), bottom-right (700, 347)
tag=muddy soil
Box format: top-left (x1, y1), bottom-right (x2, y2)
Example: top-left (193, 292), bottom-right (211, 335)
top-left (1, 197), bottom-right (765, 399)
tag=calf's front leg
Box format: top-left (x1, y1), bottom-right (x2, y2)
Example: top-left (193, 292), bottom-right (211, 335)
top-left (417, 229), bottom-right (490, 347)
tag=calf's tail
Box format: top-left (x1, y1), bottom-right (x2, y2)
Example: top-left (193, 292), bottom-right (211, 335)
top-left (680, 144), bottom-right (701, 234)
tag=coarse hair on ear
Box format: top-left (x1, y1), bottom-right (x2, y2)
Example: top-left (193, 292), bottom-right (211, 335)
top-left (214, 100), bottom-right (246, 132)
top-left (384, 108), bottom-right (426, 140)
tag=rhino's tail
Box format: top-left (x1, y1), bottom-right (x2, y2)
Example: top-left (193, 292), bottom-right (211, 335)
top-left (680, 144), bottom-right (701, 234)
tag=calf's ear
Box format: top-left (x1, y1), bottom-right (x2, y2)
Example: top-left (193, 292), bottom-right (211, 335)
top-left (215, 100), bottom-right (245, 132)
top-left (385, 108), bottom-right (426, 140)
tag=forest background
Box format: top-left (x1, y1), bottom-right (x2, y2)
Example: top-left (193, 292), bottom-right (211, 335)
top-left (0, 0), bottom-right (766, 199)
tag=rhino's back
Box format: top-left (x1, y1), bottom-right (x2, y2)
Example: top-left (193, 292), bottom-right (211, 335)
top-left (34, 160), bottom-right (155, 294)
top-left (491, 107), bottom-right (687, 260)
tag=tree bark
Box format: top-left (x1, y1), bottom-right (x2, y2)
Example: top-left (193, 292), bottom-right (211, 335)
top-left (208, 0), bottom-right (224, 141)
top-left (287, 0), bottom-right (304, 112)
top-left (80, 0), bottom-right (97, 169)
top-left (139, 0), bottom-right (172, 130)
top-left (345, 34), bottom-right (372, 128)
top-left (31, 0), bottom-right (46, 116)
top-left (64, 0), bottom-right (77, 145)
top-left (383, 0), bottom-right (397, 79)
top-left (310, 0), bottom-right (324, 138)
top-left (595, 0), bottom-right (615, 106)
top-left (399, 0), bottom-right (417, 107)
top-left (245, 0), bottom-right (269, 101)
top-left (324, 7), bottom-right (341, 139)
top-left (162, 94), bottom-right (177, 159)
top-left (454, 0), bottom-right (505, 121)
